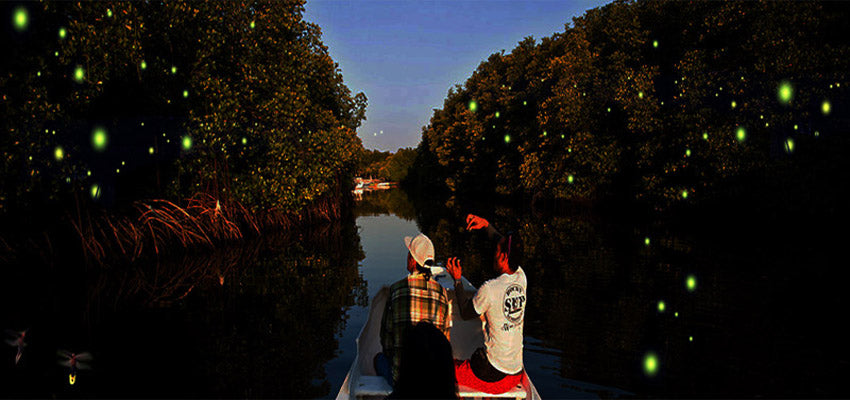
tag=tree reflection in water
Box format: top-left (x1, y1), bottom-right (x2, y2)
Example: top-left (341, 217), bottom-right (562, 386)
top-left (0, 218), bottom-right (367, 398)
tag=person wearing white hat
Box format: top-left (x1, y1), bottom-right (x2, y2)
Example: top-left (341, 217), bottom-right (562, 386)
top-left (374, 233), bottom-right (452, 387)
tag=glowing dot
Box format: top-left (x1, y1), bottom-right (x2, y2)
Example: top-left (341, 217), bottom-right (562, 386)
top-left (638, 91), bottom-right (644, 99)
top-left (689, 336), bottom-right (693, 342)
top-left (13, 6), bottom-right (28, 31)
top-left (121, 160), bottom-right (125, 166)
top-left (568, 174), bottom-right (574, 184)
top-left (681, 189), bottom-right (688, 199)
top-left (241, 137), bottom-right (247, 145)
top-left (54, 51), bottom-right (59, 57)
top-left (793, 124), bottom-right (798, 131)
top-left (643, 353), bottom-right (659, 377)
top-left (116, 168), bottom-right (120, 174)
top-left (37, 71), bottom-right (41, 77)
top-left (69, 373), bottom-right (76, 385)
top-left (822, 100), bottom-right (831, 115)
top-left (140, 60), bottom-right (147, 70)
top-left (777, 81), bottom-right (793, 104)
top-left (181, 135), bottom-right (192, 150)
top-left (140, 122), bottom-right (144, 127)
top-left (644, 237), bottom-right (650, 246)
top-left (674, 312), bottom-right (679, 317)
top-left (86, 170), bottom-right (91, 177)
top-left (686, 275), bottom-right (697, 292)
top-left (658, 301), bottom-right (666, 312)
top-left (685, 149), bottom-right (691, 157)
top-left (90, 184), bottom-right (101, 200)
top-left (731, 101), bottom-right (737, 109)
top-left (74, 66), bottom-right (85, 83)
top-left (54, 146), bottom-right (64, 161)
top-left (171, 66), bottom-right (177, 74)
top-left (148, 146), bottom-right (154, 155)
top-left (814, 131), bottom-right (820, 137)
top-left (560, 134), bottom-right (565, 139)
top-left (607, 107), bottom-right (611, 112)
top-left (504, 134), bottom-right (511, 143)
top-left (91, 127), bottom-right (108, 151)
top-left (736, 126), bottom-right (746, 142)
top-left (107, 8), bottom-right (113, 18)
top-left (468, 100), bottom-right (478, 112)
top-left (785, 137), bottom-right (795, 153)
top-left (59, 27), bottom-right (67, 39)
top-left (542, 131), bottom-right (547, 137)
top-left (523, 101), bottom-right (527, 106)
top-left (183, 90), bottom-right (189, 98)
top-left (702, 132), bottom-right (708, 140)
top-left (495, 111), bottom-right (500, 118)
top-left (652, 40), bottom-right (658, 48)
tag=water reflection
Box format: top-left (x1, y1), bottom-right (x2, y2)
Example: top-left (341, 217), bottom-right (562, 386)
top-left (0, 218), bottom-right (366, 398)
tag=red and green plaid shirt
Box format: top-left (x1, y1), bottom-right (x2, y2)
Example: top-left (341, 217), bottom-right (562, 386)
top-left (380, 272), bottom-right (452, 382)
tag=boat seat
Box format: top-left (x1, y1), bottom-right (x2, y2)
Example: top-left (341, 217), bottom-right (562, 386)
top-left (353, 375), bottom-right (527, 399)
top-left (458, 383), bottom-right (527, 399)
top-left (353, 375), bottom-right (392, 397)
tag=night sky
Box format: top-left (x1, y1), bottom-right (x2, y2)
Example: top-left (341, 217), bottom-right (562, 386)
top-left (303, 0), bottom-right (610, 151)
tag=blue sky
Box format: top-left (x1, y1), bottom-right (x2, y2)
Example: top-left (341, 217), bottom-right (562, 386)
top-left (303, 0), bottom-right (611, 151)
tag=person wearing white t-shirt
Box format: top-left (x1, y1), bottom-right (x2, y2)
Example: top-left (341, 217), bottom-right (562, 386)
top-left (446, 214), bottom-right (527, 386)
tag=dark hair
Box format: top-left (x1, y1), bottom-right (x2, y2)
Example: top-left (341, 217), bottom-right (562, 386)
top-left (389, 322), bottom-right (458, 399)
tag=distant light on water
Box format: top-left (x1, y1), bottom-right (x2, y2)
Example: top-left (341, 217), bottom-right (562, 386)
top-left (644, 352), bottom-right (659, 377)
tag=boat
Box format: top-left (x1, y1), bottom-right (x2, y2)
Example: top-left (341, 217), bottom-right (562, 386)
top-left (336, 267), bottom-right (541, 400)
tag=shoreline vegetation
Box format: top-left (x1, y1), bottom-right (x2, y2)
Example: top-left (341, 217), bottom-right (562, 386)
top-left (1, 1), bottom-right (365, 267)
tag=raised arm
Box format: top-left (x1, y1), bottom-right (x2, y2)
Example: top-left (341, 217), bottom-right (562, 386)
top-left (466, 214), bottom-right (504, 243)
top-left (446, 257), bottom-right (480, 320)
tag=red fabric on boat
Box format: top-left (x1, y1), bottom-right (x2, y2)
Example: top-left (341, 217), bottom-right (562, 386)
top-left (454, 359), bottom-right (523, 394)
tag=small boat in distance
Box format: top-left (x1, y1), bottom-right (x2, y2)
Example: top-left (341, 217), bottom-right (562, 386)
top-left (336, 267), bottom-right (541, 400)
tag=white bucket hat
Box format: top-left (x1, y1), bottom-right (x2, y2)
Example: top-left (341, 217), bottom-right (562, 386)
top-left (404, 233), bottom-right (435, 268)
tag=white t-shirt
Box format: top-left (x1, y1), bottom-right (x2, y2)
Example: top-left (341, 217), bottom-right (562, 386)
top-left (472, 267), bottom-right (527, 374)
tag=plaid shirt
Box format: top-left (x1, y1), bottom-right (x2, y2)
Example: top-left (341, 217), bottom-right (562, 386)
top-left (380, 272), bottom-right (452, 383)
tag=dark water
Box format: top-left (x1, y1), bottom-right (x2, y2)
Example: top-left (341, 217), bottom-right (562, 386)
top-left (2, 188), bottom-right (848, 398)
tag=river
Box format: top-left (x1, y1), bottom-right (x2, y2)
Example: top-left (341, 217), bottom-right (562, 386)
top-left (1, 188), bottom-right (847, 397)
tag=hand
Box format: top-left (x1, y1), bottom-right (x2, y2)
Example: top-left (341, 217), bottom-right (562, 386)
top-left (446, 257), bottom-right (462, 281)
top-left (466, 214), bottom-right (489, 231)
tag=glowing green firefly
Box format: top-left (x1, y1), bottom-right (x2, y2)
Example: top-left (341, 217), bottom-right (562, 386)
top-left (777, 81), bottom-right (793, 104)
top-left (54, 146), bottom-right (64, 161)
top-left (652, 40), bottom-right (658, 48)
top-left (469, 100), bottom-right (478, 112)
top-left (183, 90), bottom-right (189, 98)
top-left (37, 71), bottom-right (41, 77)
top-left (645, 237), bottom-right (650, 246)
top-left (822, 100), bottom-right (831, 115)
top-left (561, 134), bottom-right (565, 139)
top-left (74, 66), bottom-right (85, 83)
top-left (90, 183), bottom-right (101, 200)
top-left (148, 146), bottom-right (154, 155)
top-left (681, 189), bottom-right (688, 199)
top-left (86, 170), bottom-right (91, 177)
top-left (685, 149), bottom-right (691, 157)
top-left (638, 91), bottom-right (644, 99)
top-left (59, 27), bottom-right (67, 39)
top-left (542, 131), bottom-right (547, 137)
top-left (785, 138), bottom-right (795, 153)
top-left (171, 66), bottom-right (177, 74)
top-left (607, 107), bottom-right (611, 112)
top-left (703, 132), bottom-right (708, 140)
top-left (91, 127), bottom-right (108, 151)
top-left (241, 137), bottom-right (247, 145)
top-left (736, 126), bottom-right (746, 142)
top-left (140, 60), bottom-right (147, 70)
top-left (504, 134), bottom-right (511, 143)
top-left (674, 312), bottom-right (679, 318)
top-left (107, 8), bottom-right (113, 18)
top-left (181, 135), bottom-right (192, 150)
top-left (686, 274), bottom-right (697, 292)
top-left (814, 131), bottom-right (820, 137)
top-left (731, 101), bottom-right (737, 109)
top-left (568, 174), bottom-right (574, 184)
top-left (495, 111), bottom-right (500, 118)
top-left (644, 352), bottom-right (659, 377)
top-left (523, 101), bottom-right (527, 106)
top-left (658, 301), bottom-right (666, 312)
top-left (250, 20), bottom-right (255, 29)
top-left (689, 336), bottom-right (693, 342)
top-left (13, 6), bottom-right (28, 31)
